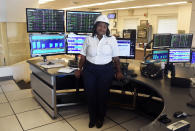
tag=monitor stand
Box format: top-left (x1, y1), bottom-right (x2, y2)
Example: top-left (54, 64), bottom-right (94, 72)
top-left (42, 55), bottom-right (47, 62)
top-left (68, 55), bottom-right (79, 68)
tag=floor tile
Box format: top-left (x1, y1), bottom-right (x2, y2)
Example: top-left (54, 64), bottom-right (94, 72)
top-left (16, 108), bottom-right (62, 130)
top-left (0, 94), bottom-right (8, 104)
top-left (59, 105), bottom-right (88, 119)
top-left (120, 117), bottom-right (151, 131)
top-left (0, 103), bottom-right (14, 118)
top-left (28, 120), bottom-right (75, 131)
top-left (103, 125), bottom-right (127, 131)
top-left (10, 97), bottom-right (41, 114)
top-left (106, 108), bottom-right (138, 123)
top-left (0, 80), bottom-right (20, 92)
top-left (0, 88), bottom-right (3, 94)
top-left (5, 89), bottom-right (33, 102)
top-left (0, 115), bottom-right (23, 131)
top-left (67, 113), bottom-right (117, 131)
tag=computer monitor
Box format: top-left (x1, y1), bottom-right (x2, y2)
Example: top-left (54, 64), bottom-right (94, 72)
top-left (29, 34), bottom-right (66, 58)
top-left (66, 11), bottom-right (101, 33)
top-left (117, 38), bottom-right (135, 59)
top-left (171, 34), bottom-right (193, 48)
top-left (26, 8), bottom-right (65, 33)
top-left (66, 34), bottom-right (88, 54)
top-left (191, 50), bottom-right (195, 64)
top-left (108, 13), bottom-right (116, 19)
top-left (152, 50), bottom-right (168, 62)
top-left (153, 34), bottom-right (171, 49)
top-left (169, 49), bottom-right (191, 63)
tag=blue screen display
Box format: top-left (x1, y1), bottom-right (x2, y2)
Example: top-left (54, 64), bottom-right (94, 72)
top-left (191, 51), bottom-right (195, 64)
top-left (152, 50), bottom-right (168, 62)
top-left (117, 39), bottom-right (135, 58)
top-left (29, 34), bottom-right (65, 57)
top-left (169, 49), bottom-right (191, 63)
top-left (67, 34), bottom-right (88, 54)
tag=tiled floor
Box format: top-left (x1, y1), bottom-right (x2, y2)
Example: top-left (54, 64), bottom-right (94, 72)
top-left (0, 80), bottom-right (152, 131)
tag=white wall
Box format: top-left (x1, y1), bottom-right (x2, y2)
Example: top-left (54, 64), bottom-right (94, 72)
top-left (190, 1), bottom-right (195, 47)
top-left (0, 0), bottom-right (6, 22)
top-left (103, 4), bottom-right (192, 37)
top-left (1, 0), bottom-right (38, 22)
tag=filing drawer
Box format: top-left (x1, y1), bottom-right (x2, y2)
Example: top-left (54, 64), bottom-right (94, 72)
top-left (32, 91), bottom-right (56, 118)
top-left (31, 74), bottom-right (55, 108)
top-left (30, 65), bottom-right (54, 86)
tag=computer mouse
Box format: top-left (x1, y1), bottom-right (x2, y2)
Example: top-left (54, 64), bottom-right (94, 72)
top-left (173, 111), bottom-right (188, 118)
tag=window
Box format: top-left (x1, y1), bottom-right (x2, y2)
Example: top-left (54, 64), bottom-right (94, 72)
top-left (157, 17), bottom-right (178, 33)
top-left (123, 18), bottom-right (139, 30)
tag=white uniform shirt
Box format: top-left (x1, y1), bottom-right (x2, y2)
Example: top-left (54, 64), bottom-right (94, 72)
top-left (80, 35), bottom-right (119, 65)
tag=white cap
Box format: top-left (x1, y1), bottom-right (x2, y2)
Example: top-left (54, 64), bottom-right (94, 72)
top-left (94, 15), bottom-right (109, 25)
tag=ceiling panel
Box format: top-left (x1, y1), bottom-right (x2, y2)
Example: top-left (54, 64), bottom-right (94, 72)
top-left (38, 0), bottom-right (189, 11)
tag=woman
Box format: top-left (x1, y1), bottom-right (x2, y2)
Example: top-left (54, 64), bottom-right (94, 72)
top-left (75, 15), bottom-right (123, 128)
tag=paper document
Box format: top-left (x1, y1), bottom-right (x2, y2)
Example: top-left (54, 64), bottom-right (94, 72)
top-left (58, 67), bottom-right (78, 73)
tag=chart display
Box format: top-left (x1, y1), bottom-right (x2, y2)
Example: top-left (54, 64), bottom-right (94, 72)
top-left (66, 11), bottom-right (101, 33)
top-left (29, 34), bottom-right (66, 57)
top-left (26, 8), bottom-right (65, 32)
top-left (117, 39), bottom-right (135, 59)
top-left (169, 49), bottom-right (191, 63)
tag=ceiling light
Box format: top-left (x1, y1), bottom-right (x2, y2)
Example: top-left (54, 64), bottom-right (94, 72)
top-left (39, 0), bottom-right (55, 4)
top-left (96, 1), bottom-right (188, 12)
top-left (61, 0), bottom-right (135, 10)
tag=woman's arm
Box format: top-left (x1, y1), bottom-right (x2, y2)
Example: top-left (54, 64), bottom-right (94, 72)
top-left (113, 57), bottom-right (123, 80)
top-left (75, 55), bottom-right (86, 78)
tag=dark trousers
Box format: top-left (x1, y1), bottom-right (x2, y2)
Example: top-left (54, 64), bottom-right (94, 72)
top-left (83, 61), bottom-right (114, 122)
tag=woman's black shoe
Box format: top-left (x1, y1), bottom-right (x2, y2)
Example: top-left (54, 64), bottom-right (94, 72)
top-left (89, 121), bottom-right (95, 128)
top-left (96, 120), bottom-right (103, 128)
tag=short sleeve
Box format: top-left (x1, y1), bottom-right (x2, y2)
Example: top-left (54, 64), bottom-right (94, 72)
top-left (80, 37), bottom-right (89, 56)
top-left (111, 36), bottom-right (120, 57)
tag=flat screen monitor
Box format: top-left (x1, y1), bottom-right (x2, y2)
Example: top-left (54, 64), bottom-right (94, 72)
top-left (153, 34), bottom-right (171, 49)
top-left (117, 38), bottom-right (135, 59)
top-left (191, 51), bottom-right (195, 64)
top-left (29, 34), bottom-right (66, 57)
top-left (171, 34), bottom-right (193, 48)
top-left (108, 13), bottom-right (116, 19)
top-left (66, 11), bottom-right (101, 33)
top-left (26, 8), bottom-right (65, 32)
top-left (169, 49), bottom-right (191, 63)
top-left (66, 34), bottom-right (88, 54)
top-left (152, 50), bottom-right (168, 62)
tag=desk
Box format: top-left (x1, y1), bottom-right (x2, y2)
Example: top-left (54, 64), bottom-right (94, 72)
top-left (28, 59), bottom-right (195, 131)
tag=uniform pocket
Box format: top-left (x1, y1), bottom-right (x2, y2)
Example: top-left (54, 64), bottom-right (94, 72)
top-left (102, 44), bottom-right (112, 56)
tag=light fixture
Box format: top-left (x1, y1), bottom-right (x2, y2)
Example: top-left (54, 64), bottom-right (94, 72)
top-left (96, 1), bottom-right (188, 12)
top-left (39, 0), bottom-right (55, 4)
top-left (61, 0), bottom-right (135, 10)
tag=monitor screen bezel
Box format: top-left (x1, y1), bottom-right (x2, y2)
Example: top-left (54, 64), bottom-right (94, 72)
top-left (170, 33), bottom-right (193, 48)
top-left (66, 34), bottom-right (88, 55)
top-left (66, 11), bottom-right (101, 33)
top-left (191, 49), bottom-right (195, 64)
top-left (107, 13), bottom-right (116, 19)
top-left (168, 48), bottom-right (191, 63)
top-left (152, 33), bottom-right (172, 49)
top-left (26, 8), bottom-right (65, 33)
top-left (152, 49), bottom-right (169, 62)
top-left (29, 33), bottom-right (66, 58)
top-left (117, 38), bottom-right (135, 59)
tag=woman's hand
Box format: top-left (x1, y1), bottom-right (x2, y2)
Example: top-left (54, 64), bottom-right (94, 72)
top-left (75, 70), bottom-right (82, 78)
top-left (115, 71), bottom-right (124, 80)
